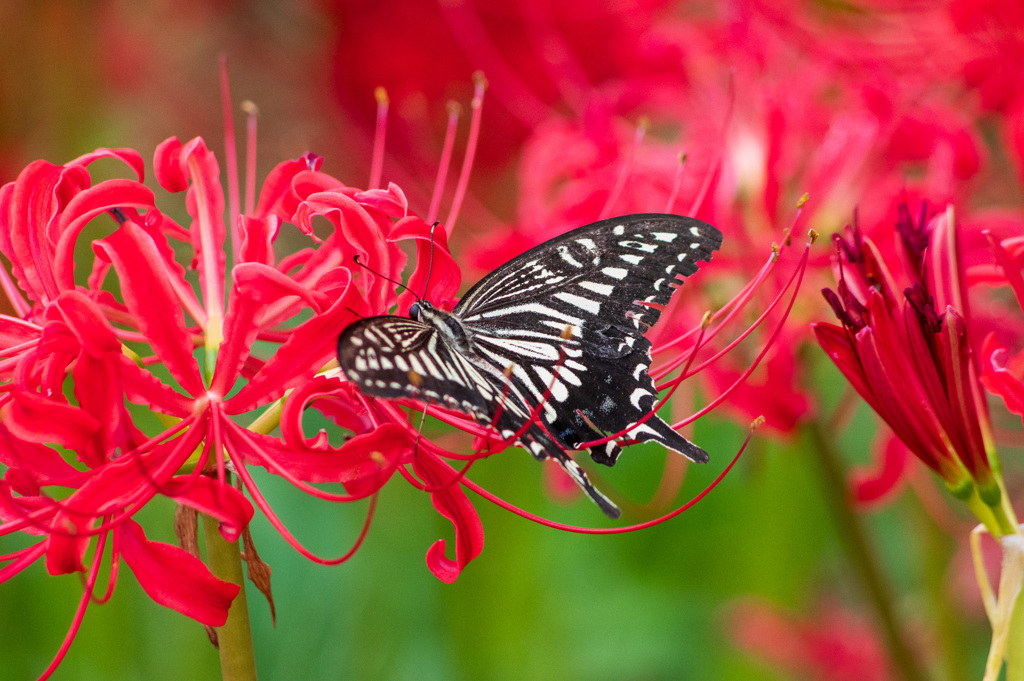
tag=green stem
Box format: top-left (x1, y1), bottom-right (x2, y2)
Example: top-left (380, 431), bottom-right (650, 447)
top-left (1005, 565), bottom-right (1024, 681)
top-left (807, 423), bottom-right (929, 681)
top-left (203, 513), bottom-right (258, 681)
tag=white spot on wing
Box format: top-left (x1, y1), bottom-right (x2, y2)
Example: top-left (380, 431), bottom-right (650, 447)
top-left (620, 253), bottom-right (643, 265)
top-left (620, 240), bottom-right (658, 253)
top-left (629, 387), bottom-right (650, 409)
top-left (554, 291), bottom-right (601, 315)
top-left (652, 232), bottom-right (678, 242)
top-left (602, 267), bottom-right (628, 280)
top-left (613, 224), bottom-right (625, 235)
top-left (532, 366), bottom-right (569, 402)
top-left (579, 281), bottom-right (614, 296)
top-left (558, 245), bottom-right (583, 268)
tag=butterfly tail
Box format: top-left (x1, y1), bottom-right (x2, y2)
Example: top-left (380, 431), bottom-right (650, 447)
top-left (628, 415), bottom-right (709, 463)
top-left (520, 428), bottom-right (621, 519)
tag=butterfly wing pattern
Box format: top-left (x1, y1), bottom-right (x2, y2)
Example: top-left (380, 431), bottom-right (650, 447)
top-left (338, 214), bottom-right (723, 518)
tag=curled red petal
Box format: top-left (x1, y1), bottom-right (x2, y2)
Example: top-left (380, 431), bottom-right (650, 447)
top-left (248, 392), bottom-right (408, 485)
top-left (237, 215), bottom-right (279, 266)
top-left (54, 290), bottom-right (119, 357)
top-left (3, 161), bottom-right (90, 304)
top-left (851, 431), bottom-right (912, 507)
top-left (53, 179), bottom-right (156, 291)
top-left (119, 519), bottom-right (240, 626)
top-left (67, 147), bottom-right (145, 181)
top-left (391, 215), bottom-right (462, 314)
top-left (981, 332), bottom-right (1024, 422)
top-left (414, 450), bottom-right (484, 583)
top-left (253, 157), bottom-right (342, 222)
top-left (117, 354), bottom-right (196, 417)
top-left (0, 423), bottom-right (85, 488)
top-left (163, 476), bottom-right (254, 543)
top-left (154, 138), bottom-right (188, 192)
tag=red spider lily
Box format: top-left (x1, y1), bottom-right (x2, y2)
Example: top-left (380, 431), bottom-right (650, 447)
top-left (814, 202), bottom-right (1015, 533)
top-left (727, 598), bottom-right (895, 681)
top-left (0, 111), bottom-right (475, 673)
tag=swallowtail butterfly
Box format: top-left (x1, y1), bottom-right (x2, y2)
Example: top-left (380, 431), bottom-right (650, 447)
top-left (338, 214), bottom-right (723, 518)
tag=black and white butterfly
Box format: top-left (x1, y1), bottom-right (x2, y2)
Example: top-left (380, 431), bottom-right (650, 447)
top-left (338, 214), bottom-right (723, 518)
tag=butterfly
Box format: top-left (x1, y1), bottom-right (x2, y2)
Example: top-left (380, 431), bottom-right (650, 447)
top-left (338, 214), bottom-right (723, 518)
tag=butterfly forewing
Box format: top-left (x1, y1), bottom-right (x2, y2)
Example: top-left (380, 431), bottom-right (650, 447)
top-left (337, 214), bottom-right (723, 518)
top-left (456, 214), bottom-right (722, 329)
top-left (338, 317), bottom-right (513, 421)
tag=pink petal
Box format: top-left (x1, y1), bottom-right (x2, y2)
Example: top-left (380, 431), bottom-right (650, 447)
top-left (119, 519), bottom-right (240, 626)
top-left (92, 221), bottom-right (204, 396)
top-left (0, 315), bottom-right (40, 349)
top-left (3, 390), bottom-right (100, 453)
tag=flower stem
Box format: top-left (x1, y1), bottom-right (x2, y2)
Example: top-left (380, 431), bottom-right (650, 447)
top-left (807, 422), bottom-right (929, 681)
top-left (202, 514), bottom-right (258, 681)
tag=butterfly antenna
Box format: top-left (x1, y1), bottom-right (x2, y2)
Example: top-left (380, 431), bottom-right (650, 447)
top-left (352, 254), bottom-right (419, 300)
top-left (421, 221), bottom-right (441, 299)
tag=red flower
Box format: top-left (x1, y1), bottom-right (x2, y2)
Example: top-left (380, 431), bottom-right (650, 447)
top-left (978, 229), bottom-right (1024, 424)
top-left (728, 598), bottom-right (895, 681)
top-left (0, 128), bottom-right (479, 674)
top-left (814, 203), bottom-right (1003, 510)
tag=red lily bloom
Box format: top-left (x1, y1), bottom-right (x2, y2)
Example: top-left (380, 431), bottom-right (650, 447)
top-left (814, 203), bottom-right (1004, 513)
top-left (0, 127), bottom-right (479, 675)
top-left (728, 598), bottom-right (895, 681)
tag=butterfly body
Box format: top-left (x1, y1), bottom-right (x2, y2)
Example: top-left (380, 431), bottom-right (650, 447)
top-left (339, 214), bottom-right (723, 518)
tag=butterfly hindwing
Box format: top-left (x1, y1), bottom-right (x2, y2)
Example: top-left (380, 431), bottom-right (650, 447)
top-left (337, 214), bottom-right (723, 518)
